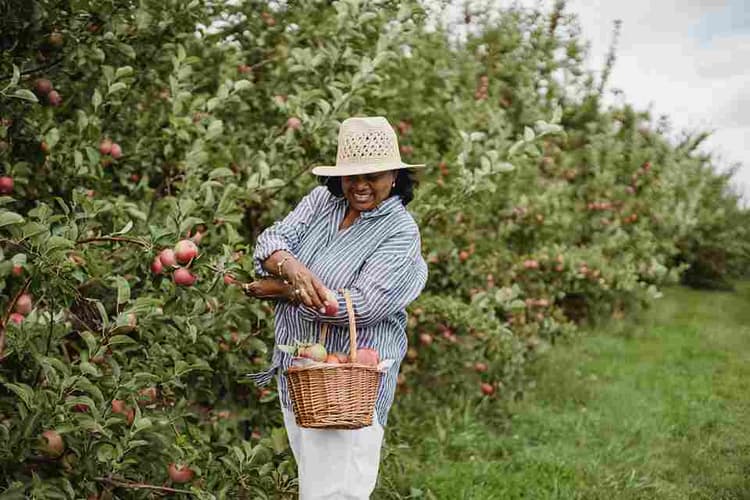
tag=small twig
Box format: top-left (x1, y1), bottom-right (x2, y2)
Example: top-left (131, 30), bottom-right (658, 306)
top-left (95, 476), bottom-right (196, 495)
top-left (0, 277), bottom-right (32, 360)
top-left (75, 236), bottom-right (149, 247)
top-left (0, 57), bottom-right (65, 82)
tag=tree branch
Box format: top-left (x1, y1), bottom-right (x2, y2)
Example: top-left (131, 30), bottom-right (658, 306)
top-left (75, 236), bottom-right (149, 247)
top-left (95, 476), bottom-right (196, 496)
top-left (0, 57), bottom-right (65, 82)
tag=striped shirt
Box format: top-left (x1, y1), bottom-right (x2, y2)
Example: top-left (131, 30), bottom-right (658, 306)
top-left (248, 185), bottom-right (428, 427)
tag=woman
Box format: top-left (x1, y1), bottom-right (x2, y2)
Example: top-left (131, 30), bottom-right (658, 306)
top-left (245, 116), bottom-right (428, 499)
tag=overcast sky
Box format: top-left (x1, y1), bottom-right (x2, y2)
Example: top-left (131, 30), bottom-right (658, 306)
top-left (428, 0), bottom-right (750, 201)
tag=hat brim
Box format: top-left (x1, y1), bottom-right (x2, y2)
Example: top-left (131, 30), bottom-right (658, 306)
top-left (311, 162), bottom-right (426, 177)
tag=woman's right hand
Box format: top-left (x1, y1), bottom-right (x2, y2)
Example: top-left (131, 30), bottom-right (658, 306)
top-left (282, 259), bottom-right (331, 313)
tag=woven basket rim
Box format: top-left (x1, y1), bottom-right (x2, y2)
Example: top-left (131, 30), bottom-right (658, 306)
top-left (287, 363), bottom-right (382, 373)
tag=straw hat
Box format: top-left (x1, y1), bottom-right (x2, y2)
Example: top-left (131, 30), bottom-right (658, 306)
top-left (311, 116), bottom-right (425, 177)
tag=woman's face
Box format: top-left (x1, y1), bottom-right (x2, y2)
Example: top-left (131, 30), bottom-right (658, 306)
top-left (341, 170), bottom-right (397, 213)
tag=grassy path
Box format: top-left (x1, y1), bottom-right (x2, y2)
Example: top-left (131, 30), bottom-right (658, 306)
top-left (379, 284), bottom-right (750, 499)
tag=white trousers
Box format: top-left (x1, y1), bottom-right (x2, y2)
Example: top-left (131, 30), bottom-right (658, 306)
top-left (282, 406), bottom-right (385, 499)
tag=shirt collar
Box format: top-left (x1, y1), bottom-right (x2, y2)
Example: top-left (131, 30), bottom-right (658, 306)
top-left (340, 195), bottom-right (403, 219)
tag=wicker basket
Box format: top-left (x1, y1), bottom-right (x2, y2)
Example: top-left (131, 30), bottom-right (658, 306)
top-left (286, 290), bottom-right (383, 429)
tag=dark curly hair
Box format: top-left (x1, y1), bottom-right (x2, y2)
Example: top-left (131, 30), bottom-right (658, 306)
top-left (319, 169), bottom-right (419, 206)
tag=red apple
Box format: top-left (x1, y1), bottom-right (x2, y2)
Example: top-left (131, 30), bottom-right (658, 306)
top-left (480, 382), bottom-right (495, 396)
top-left (459, 250), bottom-right (470, 262)
top-left (151, 257), bottom-right (163, 275)
top-left (355, 348), bottom-right (379, 366)
top-left (9, 312), bottom-right (24, 324)
top-left (109, 143), bottom-right (122, 159)
top-left (168, 463), bottom-right (194, 483)
top-left (474, 362), bottom-right (488, 373)
top-left (325, 354), bottom-right (341, 364)
top-left (47, 90), bottom-right (62, 107)
top-left (173, 268), bottom-right (197, 286)
top-left (34, 78), bottom-right (53, 95)
top-left (419, 333), bottom-right (433, 346)
top-left (0, 176), bottom-right (13, 194)
top-left (237, 64), bottom-right (252, 74)
top-left (223, 274), bottom-right (236, 285)
top-left (111, 400), bottom-right (134, 425)
top-left (41, 430), bottom-right (64, 457)
top-left (323, 289), bottom-right (338, 315)
top-left (40, 141), bottom-right (50, 154)
top-left (138, 387), bottom-right (158, 405)
top-left (174, 239), bottom-right (198, 264)
top-left (159, 248), bottom-right (177, 267)
top-left (11, 264), bottom-right (23, 276)
top-left (15, 293), bottom-right (32, 315)
top-left (99, 139), bottom-right (112, 155)
top-left (286, 117), bottom-right (301, 130)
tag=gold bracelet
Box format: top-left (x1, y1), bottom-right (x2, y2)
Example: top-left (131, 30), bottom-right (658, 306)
top-left (276, 255), bottom-right (292, 279)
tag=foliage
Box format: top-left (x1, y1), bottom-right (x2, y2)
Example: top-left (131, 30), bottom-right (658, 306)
top-left (0, 0), bottom-right (747, 497)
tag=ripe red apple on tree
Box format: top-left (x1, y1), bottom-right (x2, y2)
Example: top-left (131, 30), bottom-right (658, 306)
top-left (151, 257), bottom-right (163, 275)
top-left (168, 463), bottom-right (195, 483)
top-left (223, 274), bottom-right (236, 285)
top-left (159, 248), bottom-right (177, 267)
top-left (173, 268), bottom-right (197, 286)
top-left (47, 90), bottom-right (62, 107)
top-left (11, 264), bottom-right (23, 276)
top-left (34, 78), bottom-right (53, 95)
top-left (480, 382), bottom-right (495, 396)
top-left (111, 399), bottom-right (135, 425)
top-left (174, 239), bottom-right (198, 264)
top-left (109, 143), bottom-right (122, 159)
top-left (15, 293), bottom-right (32, 315)
top-left (9, 313), bottom-right (24, 324)
top-left (474, 362), bottom-right (488, 373)
top-left (0, 176), bottom-right (13, 195)
top-left (41, 430), bottom-right (64, 457)
top-left (40, 141), bottom-right (50, 154)
top-left (286, 117), bottom-right (301, 130)
top-left (99, 139), bottom-right (112, 155)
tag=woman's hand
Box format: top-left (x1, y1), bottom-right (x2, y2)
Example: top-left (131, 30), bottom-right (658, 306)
top-left (282, 259), bottom-right (331, 313)
top-left (242, 279), bottom-right (297, 302)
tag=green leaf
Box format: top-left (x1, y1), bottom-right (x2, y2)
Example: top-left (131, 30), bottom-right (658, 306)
top-left (0, 211), bottom-right (24, 228)
top-left (270, 427), bottom-right (289, 454)
top-left (524, 126), bottom-right (535, 142)
top-left (45, 128), bottom-right (60, 148)
top-left (12, 89), bottom-right (38, 103)
top-left (108, 335), bottom-right (138, 347)
top-left (45, 236), bottom-right (73, 252)
top-left (206, 120), bottom-right (224, 140)
top-left (113, 276), bottom-right (131, 305)
top-left (108, 82), bottom-right (127, 95)
top-left (3, 383), bottom-right (35, 409)
top-left (92, 89), bottom-right (102, 110)
top-left (112, 220), bottom-right (133, 236)
top-left (115, 66), bottom-right (134, 79)
top-left (233, 80), bottom-right (252, 92)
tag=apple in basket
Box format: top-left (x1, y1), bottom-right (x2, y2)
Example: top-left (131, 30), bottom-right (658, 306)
top-left (355, 348), bottom-right (379, 366)
top-left (325, 352), bottom-right (349, 364)
top-left (299, 343), bottom-right (327, 362)
top-left (323, 288), bottom-right (338, 316)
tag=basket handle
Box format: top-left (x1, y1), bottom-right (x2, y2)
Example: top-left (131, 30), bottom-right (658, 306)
top-left (317, 289), bottom-right (358, 363)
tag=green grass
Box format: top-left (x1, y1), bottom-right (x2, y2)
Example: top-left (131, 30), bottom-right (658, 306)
top-left (377, 284), bottom-right (750, 499)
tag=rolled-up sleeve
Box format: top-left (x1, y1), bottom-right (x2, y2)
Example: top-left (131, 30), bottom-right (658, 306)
top-left (253, 186), bottom-right (328, 277)
top-left (298, 226), bottom-right (428, 326)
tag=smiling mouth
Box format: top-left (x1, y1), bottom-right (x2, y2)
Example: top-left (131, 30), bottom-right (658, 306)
top-left (353, 193), bottom-right (373, 203)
